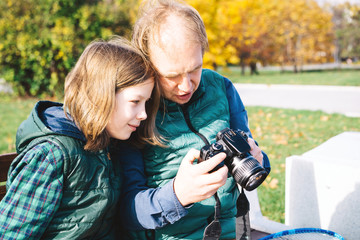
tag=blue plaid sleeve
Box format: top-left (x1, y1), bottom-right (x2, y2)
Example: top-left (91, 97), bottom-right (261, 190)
top-left (0, 141), bottom-right (64, 240)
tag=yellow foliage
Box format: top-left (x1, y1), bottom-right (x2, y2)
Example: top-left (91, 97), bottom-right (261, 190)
top-left (186, 0), bottom-right (335, 68)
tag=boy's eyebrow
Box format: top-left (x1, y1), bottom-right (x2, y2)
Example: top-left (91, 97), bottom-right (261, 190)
top-left (131, 93), bottom-right (151, 100)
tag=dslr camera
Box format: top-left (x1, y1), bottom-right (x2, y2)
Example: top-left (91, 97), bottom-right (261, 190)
top-left (198, 128), bottom-right (268, 191)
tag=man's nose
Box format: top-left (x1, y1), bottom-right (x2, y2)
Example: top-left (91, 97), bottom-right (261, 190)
top-left (178, 73), bottom-right (192, 92)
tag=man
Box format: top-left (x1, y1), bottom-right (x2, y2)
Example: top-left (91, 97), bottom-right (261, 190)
top-left (118, 0), bottom-right (271, 239)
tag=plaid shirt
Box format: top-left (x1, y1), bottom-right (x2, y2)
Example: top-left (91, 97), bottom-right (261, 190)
top-left (0, 142), bottom-right (64, 240)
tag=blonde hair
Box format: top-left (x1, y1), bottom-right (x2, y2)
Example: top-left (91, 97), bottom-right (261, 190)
top-left (64, 36), bottom-right (161, 151)
top-left (132, 0), bottom-right (209, 58)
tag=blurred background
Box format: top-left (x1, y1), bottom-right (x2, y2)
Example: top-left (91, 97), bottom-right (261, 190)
top-left (0, 0), bottom-right (359, 224)
top-left (0, 0), bottom-right (359, 97)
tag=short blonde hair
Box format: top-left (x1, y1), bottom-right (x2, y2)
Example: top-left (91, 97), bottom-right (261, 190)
top-left (64, 36), bottom-right (161, 151)
top-left (132, 0), bottom-right (209, 58)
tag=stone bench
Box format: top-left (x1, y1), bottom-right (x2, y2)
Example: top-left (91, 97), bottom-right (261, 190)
top-left (246, 188), bottom-right (291, 237)
top-left (285, 131), bottom-right (360, 240)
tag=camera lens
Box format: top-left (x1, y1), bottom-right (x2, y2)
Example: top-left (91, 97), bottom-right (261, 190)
top-left (245, 170), bottom-right (268, 191)
top-left (228, 155), bottom-right (268, 191)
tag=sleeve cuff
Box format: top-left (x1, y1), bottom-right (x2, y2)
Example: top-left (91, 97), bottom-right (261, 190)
top-left (157, 179), bottom-right (189, 224)
top-left (262, 151), bottom-right (271, 174)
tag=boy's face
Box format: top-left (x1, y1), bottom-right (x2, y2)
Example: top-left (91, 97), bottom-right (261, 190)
top-left (106, 78), bottom-right (154, 140)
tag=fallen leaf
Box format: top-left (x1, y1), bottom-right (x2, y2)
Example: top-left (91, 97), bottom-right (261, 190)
top-left (269, 178), bottom-right (279, 189)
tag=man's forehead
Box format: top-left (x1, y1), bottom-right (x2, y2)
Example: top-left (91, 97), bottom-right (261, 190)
top-left (149, 44), bottom-right (203, 77)
top-left (150, 14), bottom-right (197, 49)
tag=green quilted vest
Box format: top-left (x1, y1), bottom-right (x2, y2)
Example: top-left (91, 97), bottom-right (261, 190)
top-left (128, 69), bottom-right (239, 239)
top-left (42, 136), bottom-right (122, 239)
top-left (13, 101), bottom-right (122, 239)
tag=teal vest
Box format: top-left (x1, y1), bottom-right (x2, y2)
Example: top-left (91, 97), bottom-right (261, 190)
top-left (13, 135), bottom-right (122, 239)
top-left (129, 69), bottom-right (239, 239)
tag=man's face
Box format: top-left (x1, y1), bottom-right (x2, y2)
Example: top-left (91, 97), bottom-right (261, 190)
top-left (149, 16), bottom-right (203, 105)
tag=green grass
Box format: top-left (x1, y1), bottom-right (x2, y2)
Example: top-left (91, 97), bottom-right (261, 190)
top-left (248, 107), bottom-right (360, 223)
top-left (218, 68), bottom-right (360, 86)
top-left (0, 95), bottom-right (38, 154)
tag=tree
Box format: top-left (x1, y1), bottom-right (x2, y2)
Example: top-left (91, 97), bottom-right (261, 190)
top-left (0, 0), bottom-right (135, 97)
top-left (332, 2), bottom-right (360, 62)
top-left (186, 0), bottom-right (239, 69)
top-left (186, 0), bottom-right (335, 73)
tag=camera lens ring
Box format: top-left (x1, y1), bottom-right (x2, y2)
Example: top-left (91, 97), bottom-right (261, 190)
top-left (228, 156), bottom-right (268, 191)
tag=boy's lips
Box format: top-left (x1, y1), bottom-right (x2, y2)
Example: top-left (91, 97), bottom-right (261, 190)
top-left (128, 124), bottom-right (139, 131)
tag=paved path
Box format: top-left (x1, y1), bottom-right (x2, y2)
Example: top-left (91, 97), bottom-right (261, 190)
top-left (1, 78), bottom-right (359, 117)
top-left (234, 84), bottom-right (360, 118)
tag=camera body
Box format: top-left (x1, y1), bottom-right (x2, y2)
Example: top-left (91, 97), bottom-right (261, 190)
top-left (199, 128), bottom-right (268, 191)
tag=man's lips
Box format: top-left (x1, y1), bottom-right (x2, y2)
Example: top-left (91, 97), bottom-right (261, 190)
top-left (176, 92), bottom-right (192, 101)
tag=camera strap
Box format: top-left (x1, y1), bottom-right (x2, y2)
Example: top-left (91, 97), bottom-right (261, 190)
top-left (203, 192), bottom-right (222, 240)
top-left (203, 188), bottom-right (251, 240)
top-left (236, 188), bottom-right (251, 240)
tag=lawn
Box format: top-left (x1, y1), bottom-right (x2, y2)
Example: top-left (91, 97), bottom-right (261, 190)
top-left (0, 96), bottom-right (38, 154)
top-left (218, 68), bottom-right (360, 86)
top-left (247, 107), bottom-right (360, 223)
top-left (1, 69), bottom-right (360, 223)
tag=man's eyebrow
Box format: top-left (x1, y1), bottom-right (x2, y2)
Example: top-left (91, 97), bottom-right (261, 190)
top-left (162, 71), bottom-right (180, 78)
top-left (162, 64), bottom-right (202, 78)
top-left (190, 64), bottom-right (202, 72)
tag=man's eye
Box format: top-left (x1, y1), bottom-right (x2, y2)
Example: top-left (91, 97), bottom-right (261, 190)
top-left (166, 76), bottom-right (178, 81)
top-left (164, 74), bottom-right (179, 80)
top-left (190, 69), bottom-right (199, 74)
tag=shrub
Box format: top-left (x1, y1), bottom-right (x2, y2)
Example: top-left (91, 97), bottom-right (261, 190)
top-left (0, 0), bottom-right (135, 97)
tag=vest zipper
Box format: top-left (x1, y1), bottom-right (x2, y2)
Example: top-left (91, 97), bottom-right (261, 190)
top-left (180, 105), bottom-right (210, 145)
top-left (181, 104), bottom-right (223, 232)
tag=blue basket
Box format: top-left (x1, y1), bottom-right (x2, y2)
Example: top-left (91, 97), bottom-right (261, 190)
top-left (259, 228), bottom-right (345, 240)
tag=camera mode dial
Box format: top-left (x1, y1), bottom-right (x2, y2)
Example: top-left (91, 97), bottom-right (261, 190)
top-left (211, 142), bottom-right (223, 151)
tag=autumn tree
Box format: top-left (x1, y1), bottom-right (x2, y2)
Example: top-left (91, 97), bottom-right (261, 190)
top-left (186, 0), bottom-right (239, 69)
top-left (187, 0), bottom-right (335, 73)
top-left (274, 0), bottom-right (335, 72)
top-left (332, 2), bottom-right (360, 62)
top-left (219, 0), bottom-right (277, 74)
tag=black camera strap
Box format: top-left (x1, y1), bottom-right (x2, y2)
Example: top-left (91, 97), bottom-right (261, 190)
top-left (203, 188), bottom-right (251, 240)
top-left (236, 188), bottom-right (251, 240)
top-left (203, 192), bottom-right (222, 240)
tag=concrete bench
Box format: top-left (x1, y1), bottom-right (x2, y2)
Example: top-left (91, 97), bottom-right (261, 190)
top-left (285, 131), bottom-right (360, 240)
top-left (246, 188), bottom-right (291, 238)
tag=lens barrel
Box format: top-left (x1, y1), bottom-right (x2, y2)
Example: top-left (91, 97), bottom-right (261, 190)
top-left (228, 156), bottom-right (268, 191)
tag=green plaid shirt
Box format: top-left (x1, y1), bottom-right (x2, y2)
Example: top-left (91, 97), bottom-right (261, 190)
top-left (0, 141), bottom-right (64, 240)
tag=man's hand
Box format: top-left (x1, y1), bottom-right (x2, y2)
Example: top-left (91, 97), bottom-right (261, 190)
top-left (247, 138), bottom-right (263, 165)
top-left (173, 149), bottom-right (228, 206)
